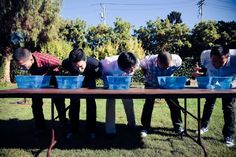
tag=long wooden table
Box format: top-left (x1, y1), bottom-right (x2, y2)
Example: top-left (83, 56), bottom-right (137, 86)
top-left (1, 88), bottom-right (236, 157)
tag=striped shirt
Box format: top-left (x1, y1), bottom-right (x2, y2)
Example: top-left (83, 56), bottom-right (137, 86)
top-left (29, 52), bottom-right (61, 75)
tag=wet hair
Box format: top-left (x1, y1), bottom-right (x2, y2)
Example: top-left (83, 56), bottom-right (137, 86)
top-left (210, 45), bottom-right (229, 57)
top-left (117, 52), bottom-right (137, 71)
top-left (157, 51), bottom-right (172, 66)
top-left (69, 48), bottom-right (86, 62)
top-left (13, 48), bottom-right (31, 62)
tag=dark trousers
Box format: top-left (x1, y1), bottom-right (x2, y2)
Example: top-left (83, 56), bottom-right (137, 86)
top-left (32, 97), bottom-right (66, 130)
top-left (141, 98), bottom-right (182, 131)
top-left (69, 98), bottom-right (96, 133)
top-left (201, 97), bottom-right (235, 137)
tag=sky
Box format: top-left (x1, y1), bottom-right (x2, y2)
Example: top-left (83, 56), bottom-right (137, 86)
top-left (60, 0), bottom-right (236, 29)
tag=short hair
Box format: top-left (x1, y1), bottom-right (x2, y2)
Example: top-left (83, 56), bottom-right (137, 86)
top-left (157, 51), bottom-right (172, 66)
top-left (210, 45), bottom-right (229, 57)
top-left (69, 48), bottom-right (86, 63)
top-left (13, 48), bottom-right (31, 62)
top-left (118, 52), bottom-right (137, 70)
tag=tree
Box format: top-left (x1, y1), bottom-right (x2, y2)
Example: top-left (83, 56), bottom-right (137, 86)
top-left (0, 0), bottom-right (62, 82)
top-left (167, 11), bottom-right (182, 25)
top-left (59, 18), bottom-right (87, 48)
top-left (191, 21), bottom-right (220, 58)
top-left (216, 21), bottom-right (236, 48)
top-left (134, 18), bottom-right (191, 55)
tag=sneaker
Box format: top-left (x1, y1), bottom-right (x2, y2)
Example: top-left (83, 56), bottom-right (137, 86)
top-left (140, 130), bottom-right (147, 138)
top-left (225, 136), bottom-right (234, 147)
top-left (175, 127), bottom-right (184, 135)
top-left (195, 127), bottom-right (208, 135)
top-left (89, 133), bottom-right (96, 140)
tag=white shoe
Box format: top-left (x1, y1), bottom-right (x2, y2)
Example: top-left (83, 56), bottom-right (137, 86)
top-left (195, 127), bottom-right (208, 135)
top-left (140, 130), bottom-right (147, 138)
top-left (225, 136), bottom-right (234, 147)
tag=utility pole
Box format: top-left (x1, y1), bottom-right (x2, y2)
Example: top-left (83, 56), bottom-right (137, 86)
top-left (197, 0), bottom-right (205, 22)
top-left (100, 3), bottom-right (106, 24)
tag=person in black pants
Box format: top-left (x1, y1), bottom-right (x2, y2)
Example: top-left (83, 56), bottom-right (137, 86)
top-left (140, 52), bottom-right (183, 137)
top-left (62, 48), bottom-right (102, 139)
top-left (193, 45), bottom-right (236, 147)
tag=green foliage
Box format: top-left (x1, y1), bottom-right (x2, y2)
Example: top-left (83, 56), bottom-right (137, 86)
top-left (10, 60), bottom-right (29, 83)
top-left (59, 18), bottom-right (87, 48)
top-left (191, 20), bottom-right (220, 57)
top-left (216, 21), bottom-right (236, 48)
top-left (132, 69), bottom-right (144, 83)
top-left (134, 17), bottom-right (191, 55)
top-left (175, 57), bottom-right (195, 78)
top-left (40, 39), bottom-right (73, 60)
top-left (167, 11), bottom-right (183, 24)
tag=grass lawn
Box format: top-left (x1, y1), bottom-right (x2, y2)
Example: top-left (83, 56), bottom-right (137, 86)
top-left (0, 84), bottom-right (236, 157)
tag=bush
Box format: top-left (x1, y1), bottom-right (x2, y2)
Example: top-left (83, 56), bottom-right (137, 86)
top-left (40, 39), bottom-right (73, 60)
top-left (175, 57), bottom-right (195, 78)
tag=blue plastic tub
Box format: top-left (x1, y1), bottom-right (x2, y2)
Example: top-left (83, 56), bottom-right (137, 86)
top-left (197, 76), bottom-right (233, 90)
top-left (56, 76), bottom-right (84, 89)
top-left (196, 76), bottom-right (210, 89)
top-left (15, 75), bottom-right (51, 89)
top-left (107, 76), bottom-right (131, 90)
top-left (157, 76), bottom-right (187, 89)
top-left (208, 76), bottom-right (233, 90)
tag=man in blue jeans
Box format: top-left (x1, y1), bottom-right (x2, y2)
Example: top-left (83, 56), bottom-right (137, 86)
top-left (193, 45), bottom-right (236, 147)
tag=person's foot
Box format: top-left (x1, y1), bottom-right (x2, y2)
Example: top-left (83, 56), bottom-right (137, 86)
top-left (175, 127), bottom-right (184, 135)
top-left (195, 127), bottom-right (208, 135)
top-left (224, 136), bottom-right (234, 147)
top-left (140, 130), bottom-right (148, 138)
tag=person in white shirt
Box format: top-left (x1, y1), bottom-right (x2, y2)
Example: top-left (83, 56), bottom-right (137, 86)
top-left (100, 52), bottom-right (139, 138)
top-left (193, 45), bottom-right (236, 147)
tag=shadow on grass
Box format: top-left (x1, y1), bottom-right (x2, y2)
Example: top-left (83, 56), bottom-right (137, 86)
top-left (0, 119), bottom-right (144, 151)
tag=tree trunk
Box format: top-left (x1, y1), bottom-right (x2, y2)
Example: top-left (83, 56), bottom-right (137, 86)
top-left (0, 47), bottom-right (11, 83)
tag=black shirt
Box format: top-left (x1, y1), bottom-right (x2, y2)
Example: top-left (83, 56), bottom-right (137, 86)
top-left (62, 57), bottom-right (102, 88)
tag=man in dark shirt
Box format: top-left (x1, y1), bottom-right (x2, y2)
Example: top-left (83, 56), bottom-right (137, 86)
top-left (13, 48), bottom-right (66, 135)
top-left (62, 48), bottom-right (101, 139)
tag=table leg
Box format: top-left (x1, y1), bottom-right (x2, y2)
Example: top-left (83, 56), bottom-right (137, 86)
top-left (47, 99), bottom-right (57, 157)
top-left (197, 98), bottom-right (208, 157)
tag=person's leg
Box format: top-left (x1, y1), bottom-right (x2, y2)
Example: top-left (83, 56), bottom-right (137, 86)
top-left (222, 98), bottom-right (235, 138)
top-left (86, 98), bottom-right (96, 134)
top-left (31, 98), bottom-right (46, 130)
top-left (141, 98), bottom-right (155, 130)
top-left (122, 99), bottom-right (136, 127)
top-left (201, 98), bottom-right (217, 128)
top-left (53, 98), bottom-right (66, 126)
top-left (165, 98), bottom-right (182, 133)
top-left (69, 98), bottom-right (80, 133)
top-left (105, 99), bottom-right (116, 134)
